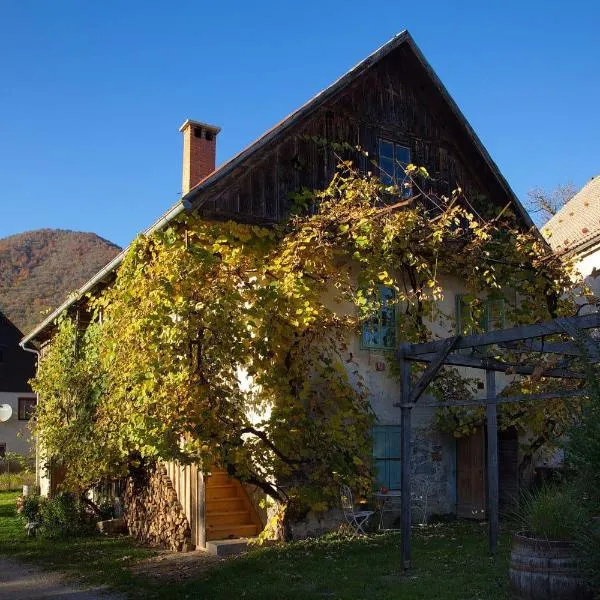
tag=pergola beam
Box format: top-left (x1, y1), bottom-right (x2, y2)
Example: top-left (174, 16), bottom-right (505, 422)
top-left (418, 388), bottom-right (588, 408)
top-left (498, 339), bottom-right (584, 356)
top-left (403, 351), bottom-right (586, 380)
top-left (403, 313), bottom-right (600, 356)
top-left (408, 336), bottom-right (457, 403)
top-left (557, 318), bottom-right (600, 361)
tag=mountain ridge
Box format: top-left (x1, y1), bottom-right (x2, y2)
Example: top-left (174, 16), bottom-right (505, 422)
top-left (0, 228), bottom-right (121, 335)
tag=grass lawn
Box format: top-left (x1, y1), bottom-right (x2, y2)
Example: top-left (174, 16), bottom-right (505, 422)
top-left (0, 489), bottom-right (512, 599)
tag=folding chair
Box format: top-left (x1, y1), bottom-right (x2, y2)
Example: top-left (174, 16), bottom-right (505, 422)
top-left (340, 484), bottom-right (374, 538)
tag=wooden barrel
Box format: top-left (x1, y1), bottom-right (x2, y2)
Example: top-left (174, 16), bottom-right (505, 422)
top-left (509, 532), bottom-right (592, 600)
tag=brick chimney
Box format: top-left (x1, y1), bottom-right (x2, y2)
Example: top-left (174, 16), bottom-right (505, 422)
top-left (179, 119), bottom-right (221, 195)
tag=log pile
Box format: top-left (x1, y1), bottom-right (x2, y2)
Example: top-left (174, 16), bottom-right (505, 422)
top-left (123, 463), bottom-right (192, 551)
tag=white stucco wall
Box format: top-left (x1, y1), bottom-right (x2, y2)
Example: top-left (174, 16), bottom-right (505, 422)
top-left (0, 391), bottom-right (36, 458)
top-left (574, 243), bottom-right (600, 298)
top-left (342, 272), bottom-right (509, 515)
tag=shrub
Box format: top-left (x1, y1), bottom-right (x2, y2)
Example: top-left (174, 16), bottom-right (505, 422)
top-left (38, 492), bottom-right (95, 539)
top-left (564, 365), bottom-right (600, 593)
top-left (518, 484), bottom-right (585, 540)
top-left (17, 494), bottom-right (42, 523)
top-left (576, 518), bottom-right (600, 593)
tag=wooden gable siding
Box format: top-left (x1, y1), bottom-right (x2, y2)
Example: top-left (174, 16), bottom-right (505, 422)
top-left (198, 45), bottom-right (506, 226)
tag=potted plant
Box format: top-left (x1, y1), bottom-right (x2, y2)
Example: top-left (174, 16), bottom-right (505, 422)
top-left (509, 484), bottom-right (591, 600)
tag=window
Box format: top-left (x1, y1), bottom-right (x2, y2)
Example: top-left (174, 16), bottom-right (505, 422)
top-left (455, 294), bottom-right (505, 336)
top-left (373, 426), bottom-right (401, 490)
top-left (379, 139), bottom-right (412, 198)
top-left (362, 286), bottom-right (396, 350)
top-left (18, 398), bottom-right (36, 421)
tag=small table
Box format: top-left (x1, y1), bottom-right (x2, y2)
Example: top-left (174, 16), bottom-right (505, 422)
top-left (373, 491), bottom-right (402, 531)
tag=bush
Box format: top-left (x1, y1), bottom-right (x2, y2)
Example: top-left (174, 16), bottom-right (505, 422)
top-left (518, 484), bottom-right (585, 540)
top-left (38, 493), bottom-right (96, 539)
top-left (17, 494), bottom-right (42, 523)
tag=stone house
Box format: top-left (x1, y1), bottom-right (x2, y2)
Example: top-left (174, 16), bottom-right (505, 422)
top-left (22, 31), bottom-right (532, 547)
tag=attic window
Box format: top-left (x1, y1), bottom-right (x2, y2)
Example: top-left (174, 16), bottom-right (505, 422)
top-left (379, 139), bottom-right (411, 198)
top-left (205, 130), bottom-right (214, 142)
top-left (362, 286), bottom-right (396, 350)
top-left (193, 126), bottom-right (203, 138)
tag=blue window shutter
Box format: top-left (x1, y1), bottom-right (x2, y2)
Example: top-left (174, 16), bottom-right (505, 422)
top-left (373, 426), bottom-right (402, 490)
top-left (375, 460), bottom-right (389, 488)
top-left (388, 458), bottom-right (402, 491)
top-left (387, 428), bottom-right (401, 459)
top-left (373, 428), bottom-right (387, 458)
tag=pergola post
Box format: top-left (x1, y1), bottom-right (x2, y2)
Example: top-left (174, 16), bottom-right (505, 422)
top-left (486, 368), bottom-right (499, 554)
top-left (400, 355), bottom-right (413, 570)
top-left (394, 311), bottom-right (600, 567)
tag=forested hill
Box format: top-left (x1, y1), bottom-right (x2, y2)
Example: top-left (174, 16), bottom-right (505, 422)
top-left (0, 229), bottom-right (121, 335)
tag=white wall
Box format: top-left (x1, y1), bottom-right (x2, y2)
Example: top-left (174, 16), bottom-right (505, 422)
top-left (575, 243), bottom-right (600, 298)
top-left (0, 391), bottom-right (36, 458)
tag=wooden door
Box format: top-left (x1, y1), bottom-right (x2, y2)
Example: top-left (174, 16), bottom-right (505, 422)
top-left (456, 427), bottom-right (486, 519)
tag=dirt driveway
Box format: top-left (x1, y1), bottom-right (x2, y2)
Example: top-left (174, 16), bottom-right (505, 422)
top-left (0, 556), bottom-right (124, 600)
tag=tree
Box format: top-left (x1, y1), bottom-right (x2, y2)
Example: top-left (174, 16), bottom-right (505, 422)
top-left (31, 162), bottom-right (580, 526)
top-left (527, 183), bottom-right (577, 224)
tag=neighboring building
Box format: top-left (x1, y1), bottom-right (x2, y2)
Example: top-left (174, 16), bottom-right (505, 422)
top-left (23, 31), bottom-right (533, 545)
top-left (0, 311), bottom-right (36, 459)
top-left (543, 175), bottom-right (600, 297)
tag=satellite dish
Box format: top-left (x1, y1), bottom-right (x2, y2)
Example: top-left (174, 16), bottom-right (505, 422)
top-left (0, 404), bottom-right (12, 422)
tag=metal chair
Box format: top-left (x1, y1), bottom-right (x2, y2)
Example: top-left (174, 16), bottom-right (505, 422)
top-left (340, 484), bottom-right (374, 538)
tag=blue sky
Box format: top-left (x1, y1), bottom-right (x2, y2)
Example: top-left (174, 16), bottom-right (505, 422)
top-left (1, 1), bottom-right (598, 248)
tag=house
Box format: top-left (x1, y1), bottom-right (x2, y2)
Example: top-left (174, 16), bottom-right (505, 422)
top-left (22, 31), bottom-right (534, 547)
top-left (543, 175), bottom-right (600, 297)
top-left (0, 311), bottom-right (36, 461)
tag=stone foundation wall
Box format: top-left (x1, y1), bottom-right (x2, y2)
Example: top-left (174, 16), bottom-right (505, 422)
top-left (288, 508), bottom-right (344, 539)
top-left (123, 464), bottom-right (192, 551)
top-left (411, 427), bottom-right (456, 517)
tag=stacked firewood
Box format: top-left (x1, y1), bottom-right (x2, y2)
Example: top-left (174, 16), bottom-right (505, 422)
top-left (123, 464), bottom-right (192, 551)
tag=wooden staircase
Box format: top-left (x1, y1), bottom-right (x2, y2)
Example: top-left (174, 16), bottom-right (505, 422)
top-left (205, 470), bottom-right (263, 541)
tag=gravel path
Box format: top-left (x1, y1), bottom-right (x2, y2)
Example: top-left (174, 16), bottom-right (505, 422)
top-left (0, 557), bottom-right (124, 600)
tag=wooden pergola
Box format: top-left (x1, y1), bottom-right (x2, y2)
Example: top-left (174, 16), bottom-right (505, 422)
top-left (396, 311), bottom-right (600, 569)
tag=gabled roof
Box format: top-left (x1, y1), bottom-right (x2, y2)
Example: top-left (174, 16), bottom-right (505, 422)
top-left (21, 30), bottom-right (533, 346)
top-left (543, 175), bottom-right (600, 254)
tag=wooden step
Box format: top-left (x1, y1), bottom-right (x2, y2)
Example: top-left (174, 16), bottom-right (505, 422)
top-left (206, 523), bottom-right (259, 541)
top-left (206, 497), bottom-right (245, 513)
top-left (206, 510), bottom-right (252, 526)
top-left (206, 484), bottom-right (239, 500)
top-left (206, 472), bottom-right (233, 486)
